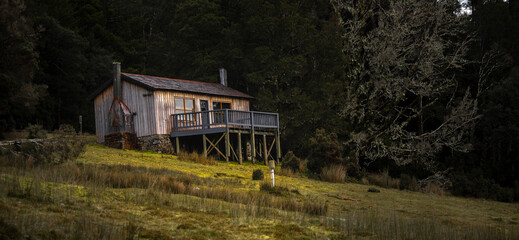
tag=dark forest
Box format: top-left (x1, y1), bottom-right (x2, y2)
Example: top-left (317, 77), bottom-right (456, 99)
top-left (1, 0), bottom-right (518, 201)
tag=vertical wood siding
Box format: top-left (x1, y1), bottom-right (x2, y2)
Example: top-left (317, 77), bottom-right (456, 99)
top-left (93, 86), bottom-right (113, 142)
top-left (94, 81), bottom-right (250, 140)
top-left (154, 91), bottom-right (250, 134)
top-left (121, 81), bottom-right (156, 137)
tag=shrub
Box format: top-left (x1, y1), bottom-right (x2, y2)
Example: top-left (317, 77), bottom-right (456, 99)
top-left (451, 174), bottom-right (473, 196)
top-left (345, 161), bottom-right (362, 179)
top-left (252, 169), bottom-right (264, 180)
top-left (450, 173), bottom-right (515, 202)
top-left (320, 164), bottom-right (346, 183)
top-left (399, 174), bottom-right (418, 191)
top-left (282, 151), bottom-right (306, 172)
top-left (368, 187), bottom-right (380, 193)
top-left (26, 124), bottom-right (47, 139)
top-left (307, 129), bottom-right (343, 174)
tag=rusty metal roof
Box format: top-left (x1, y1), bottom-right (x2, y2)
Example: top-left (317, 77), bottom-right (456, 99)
top-left (89, 73), bottom-right (253, 100)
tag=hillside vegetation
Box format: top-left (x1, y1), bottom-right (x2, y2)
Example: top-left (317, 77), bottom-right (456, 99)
top-left (1, 143), bottom-right (518, 239)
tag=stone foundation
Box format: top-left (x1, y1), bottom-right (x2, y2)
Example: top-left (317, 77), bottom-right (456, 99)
top-left (104, 132), bottom-right (138, 150)
top-left (137, 134), bottom-right (174, 154)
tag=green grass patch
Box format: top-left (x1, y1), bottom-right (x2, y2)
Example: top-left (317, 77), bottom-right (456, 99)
top-left (0, 143), bottom-right (518, 239)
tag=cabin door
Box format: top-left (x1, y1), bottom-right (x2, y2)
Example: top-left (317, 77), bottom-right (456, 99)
top-left (200, 100), bottom-right (209, 128)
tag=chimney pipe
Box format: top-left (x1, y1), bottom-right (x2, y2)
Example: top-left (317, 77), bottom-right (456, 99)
top-left (113, 62), bottom-right (121, 99)
top-left (219, 68), bottom-right (227, 86)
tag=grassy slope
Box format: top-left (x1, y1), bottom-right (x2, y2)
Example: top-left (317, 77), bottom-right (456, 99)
top-left (81, 144), bottom-right (518, 227)
top-left (1, 143), bottom-right (518, 239)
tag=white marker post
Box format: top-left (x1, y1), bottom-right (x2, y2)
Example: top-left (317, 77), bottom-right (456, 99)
top-left (269, 160), bottom-right (275, 187)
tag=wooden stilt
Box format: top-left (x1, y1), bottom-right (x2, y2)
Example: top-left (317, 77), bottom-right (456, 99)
top-left (263, 135), bottom-right (268, 165)
top-left (258, 137), bottom-right (262, 158)
top-left (238, 132), bottom-right (243, 164)
top-left (276, 132), bottom-right (281, 165)
top-left (176, 137), bottom-right (180, 154)
top-left (251, 112), bottom-right (255, 164)
top-left (251, 132), bottom-right (256, 164)
top-left (203, 134), bottom-right (207, 158)
top-left (246, 139), bottom-right (251, 162)
top-left (225, 132), bottom-right (230, 162)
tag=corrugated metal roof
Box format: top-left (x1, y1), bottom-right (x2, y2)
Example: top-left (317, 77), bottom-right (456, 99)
top-left (89, 73), bottom-right (253, 100)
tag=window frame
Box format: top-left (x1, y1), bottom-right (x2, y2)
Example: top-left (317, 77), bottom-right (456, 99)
top-left (175, 97), bottom-right (196, 122)
top-left (212, 101), bottom-right (232, 110)
top-left (212, 101), bottom-right (232, 124)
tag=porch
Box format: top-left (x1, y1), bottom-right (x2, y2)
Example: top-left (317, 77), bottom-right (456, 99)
top-left (170, 110), bottom-right (281, 165)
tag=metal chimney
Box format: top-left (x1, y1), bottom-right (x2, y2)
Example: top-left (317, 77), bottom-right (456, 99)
top-left (219, 68), bottom-right (227, 86)
top-left (113, 62), bottom-right (121, 99)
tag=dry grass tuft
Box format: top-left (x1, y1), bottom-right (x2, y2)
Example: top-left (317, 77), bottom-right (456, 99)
top-left (276, 168), bottom-right (299, 177)
top-left (366, 169), bottom-right (399, 189)
top-left (422, 182), bottom-right (445, 196)
top-left (178, 151), bottom-right (217, 165)
top-left (320, 165), bottom-right (346, 183)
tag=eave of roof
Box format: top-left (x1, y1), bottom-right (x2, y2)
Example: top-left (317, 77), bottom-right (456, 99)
top-left (88, 73), bottom-right (254, 100)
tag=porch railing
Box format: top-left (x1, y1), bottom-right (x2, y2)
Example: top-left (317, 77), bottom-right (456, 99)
top-left (171, 110), bottom-right (279, 133)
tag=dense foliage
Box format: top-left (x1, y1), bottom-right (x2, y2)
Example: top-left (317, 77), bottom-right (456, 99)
top-left (1, 0), bottom-right (518, 201)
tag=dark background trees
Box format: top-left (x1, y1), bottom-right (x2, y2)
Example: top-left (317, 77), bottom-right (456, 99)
top-left (1, 0), bottom-right (518, 201)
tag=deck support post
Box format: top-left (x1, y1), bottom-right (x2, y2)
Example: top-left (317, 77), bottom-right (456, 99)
top-left (225, 109), bottom-right (231, 162)
top-left (263, 135), bottom-right (268, 165)
top-left (176, 137), bottom-right (180, 154)
top-left (238, 132), bottom-right (243, 164)
top-left (202, 134), bottom-right (207, 158)
top-left (246, 139), bottom-right (251, 162)
top-left (250, 112), bottom-right (256, 164)
top-left (276, 132), bottom-right (281, 165)
top-left (225, 132), bottom-right (230, 162)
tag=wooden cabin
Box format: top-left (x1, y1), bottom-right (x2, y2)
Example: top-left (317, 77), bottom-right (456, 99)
top-left (90, 63), bottom-right (281, 165)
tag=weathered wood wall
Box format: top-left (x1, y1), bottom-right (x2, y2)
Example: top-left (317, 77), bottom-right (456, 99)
top-left (121, 81), bottom-right (157, 137)
top-left (154, 91), bottom-right (250, 134)
top-left (94, 82), bottom-right (157, 142)
top-left (94, 80), bottom-right (250, 141)
top-left (94, 86), bottom-right (114, 142)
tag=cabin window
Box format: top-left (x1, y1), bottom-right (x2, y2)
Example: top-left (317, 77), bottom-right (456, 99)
top-left (175, 98), bottom-right (195, 121)
top-left (213, 102), bottom-right (231, 110)
top-left (212, 101), bottom-right (231, 123)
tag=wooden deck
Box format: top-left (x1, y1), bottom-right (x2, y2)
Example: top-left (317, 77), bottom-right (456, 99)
top-left (170, 110), bottom-right (281, 164)
top-left (170, 110), bottom-right (279, 137)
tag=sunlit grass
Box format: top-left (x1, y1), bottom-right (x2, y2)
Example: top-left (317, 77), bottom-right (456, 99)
top-left (1, 143), bottom-right (518, 239)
